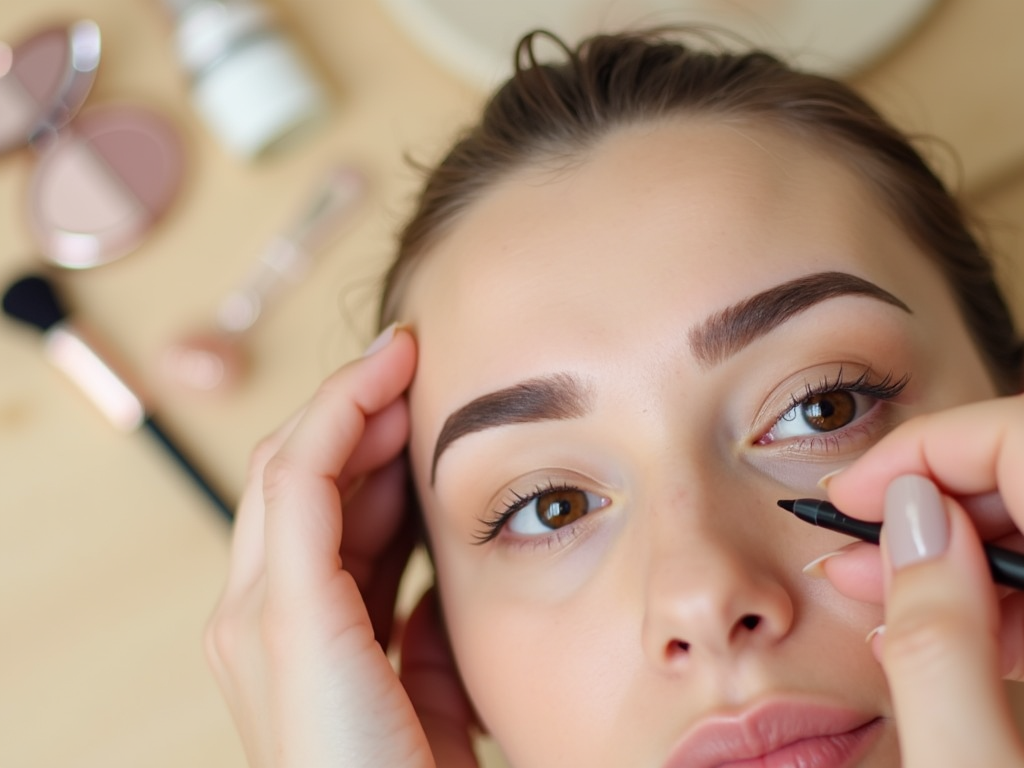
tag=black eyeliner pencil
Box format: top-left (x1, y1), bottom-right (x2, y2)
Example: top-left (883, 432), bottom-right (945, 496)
top-left (778, 498), bottom-right (1024, 591)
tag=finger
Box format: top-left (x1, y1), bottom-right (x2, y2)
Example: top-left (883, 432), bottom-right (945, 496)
top-left (341, 456), bottom-right (418, 645)
top-left (263, 327), bottom-right (416, 597)
top-left (342, 455), bottom-right (412, 571)
top-left (805, 541), bottom-right (884, 604)
top-left (997, 593), bottom-right (1024, 679)
top-left (225, 408), bottom-right (305, 594)
top-left (335, 395), bottom-right (411, 495)
top-left (829, 396), bottom-right (1024, 525)
top-left (878, 475), bottom-right (1024, 767)
top-left (400, 588), bottom-right (480, 768)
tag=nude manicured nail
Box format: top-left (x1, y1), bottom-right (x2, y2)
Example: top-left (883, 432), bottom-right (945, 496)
top-left (884, 474), bottom-right (949, 570)
top-left (865, 624), bottom-right (886, 644)
top-left (816, 468), bottom-right (845, 490)
top-left (363, 323), bottom-right (398, 357)
top-left (801, 550), bottom-right (845, 579)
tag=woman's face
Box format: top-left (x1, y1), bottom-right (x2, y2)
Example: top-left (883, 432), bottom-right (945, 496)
top-left (398, 120), bottom-right (997, 767)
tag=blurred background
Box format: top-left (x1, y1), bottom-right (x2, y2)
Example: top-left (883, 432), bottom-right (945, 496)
top-left (0, 1), bottom-right (1021, 766)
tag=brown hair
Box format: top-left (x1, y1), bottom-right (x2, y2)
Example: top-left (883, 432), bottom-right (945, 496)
top-left (380, 29), bottom-right (1023, 393)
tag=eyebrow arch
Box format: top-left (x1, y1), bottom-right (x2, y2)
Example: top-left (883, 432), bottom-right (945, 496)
top-left (688, 271), bottom-right (911, 368)
top-left (431, 372), bottom-right (591, 484)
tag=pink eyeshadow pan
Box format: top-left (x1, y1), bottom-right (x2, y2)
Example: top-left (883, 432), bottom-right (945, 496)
top-left (9, 28), bottom-right (66, 106)
top-left (28, 105), bottom-right (184, 269)
top-left (2, 20), bottom-right (183, 268)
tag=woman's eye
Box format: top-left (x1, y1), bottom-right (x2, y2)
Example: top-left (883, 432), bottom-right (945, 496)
top-left (760, 390), bottom-right (875, 443)
top-left (506, 487), bottom-right (609, 536)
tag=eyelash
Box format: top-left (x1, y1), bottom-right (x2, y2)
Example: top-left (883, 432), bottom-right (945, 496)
top-left (788, 367), bottom-right (908, 412)
top-left (472, 369), bottom-right (910, 546)
top-left (473, 481), bottom-right (584, 546)
top-left (759, 366), bottom-right (910, 447)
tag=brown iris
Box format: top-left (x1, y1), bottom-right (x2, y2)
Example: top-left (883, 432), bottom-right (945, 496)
top-left (801, 391), bottom-right (856, 431)
top-left (536, 488), bottom-right (590, 529)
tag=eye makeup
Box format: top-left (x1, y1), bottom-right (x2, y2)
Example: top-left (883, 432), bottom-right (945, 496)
top-left (739, 362), bottom-right (913, 494)
top-left (465, 458), bottom-right (618, 551)
top-left (0, 20), bottom-right (184, 268)
top-left (474, 479), bottom-right (611, 545)
top-left (744, 361), bottom-right (905, 441)
top-left (754, 366), bottom-right (910, 450)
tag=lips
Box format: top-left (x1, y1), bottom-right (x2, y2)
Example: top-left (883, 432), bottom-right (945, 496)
top-left (663, 700), bottom-right (884, 768)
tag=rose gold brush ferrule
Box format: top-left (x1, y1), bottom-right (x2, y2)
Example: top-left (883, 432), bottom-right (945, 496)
top-left (43, 322), bottom-right (145, 431)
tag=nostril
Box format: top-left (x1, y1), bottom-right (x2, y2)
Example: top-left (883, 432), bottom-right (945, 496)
top-left (670, 639), bottom-right (690, 654)
top-left (740, 614), bottom-right (761, 631)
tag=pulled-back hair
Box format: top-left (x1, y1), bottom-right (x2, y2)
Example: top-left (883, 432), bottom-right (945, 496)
top-left (380, 29), bottom-right (1022, 393)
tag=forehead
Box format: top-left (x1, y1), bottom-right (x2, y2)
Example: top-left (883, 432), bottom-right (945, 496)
top-left (400, 119), bottom-right (928, 426)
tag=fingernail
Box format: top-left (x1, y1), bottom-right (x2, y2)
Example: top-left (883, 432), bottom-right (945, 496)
top-left (865, 624), bottom-right (886, 644)
top-left (363, 322), bottom-right (399, 357)
top-left (884, 474), bottom-right (949, 570)
top-left (817, 467), bottom-right (845, 490)
top-left (802, 550), bottom-right (845, 579)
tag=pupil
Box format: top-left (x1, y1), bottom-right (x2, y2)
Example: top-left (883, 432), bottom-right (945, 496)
top-left (802, 391), bottom-right (855, 431)
top-left (539, 489), bottom-right (588, 529)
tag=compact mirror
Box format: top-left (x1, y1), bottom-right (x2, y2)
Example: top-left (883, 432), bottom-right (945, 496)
top-left (0, 20), bottom-right (184, 269)
top-left (0, 21), bottom-right (100, 153)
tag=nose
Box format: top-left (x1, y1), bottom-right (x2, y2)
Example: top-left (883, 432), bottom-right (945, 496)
top-left (640, 520), bottom-right (795, 672)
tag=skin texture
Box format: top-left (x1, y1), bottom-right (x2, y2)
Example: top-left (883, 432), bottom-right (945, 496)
top-left (205, 115), bottom-right (1024, 768)
top-left (399, 119), bottom-right (999, 766)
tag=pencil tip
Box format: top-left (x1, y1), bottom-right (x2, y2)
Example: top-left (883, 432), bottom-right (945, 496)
top-left (777, 499), bottom-right (796, 512)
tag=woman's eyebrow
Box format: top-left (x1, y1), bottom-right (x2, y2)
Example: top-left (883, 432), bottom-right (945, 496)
top-left (688, 271), bottom-right (911, 368)
top-left (431, 372), bottom-right (591, 484)
top-left (429, 272), bottom-right (909, 484)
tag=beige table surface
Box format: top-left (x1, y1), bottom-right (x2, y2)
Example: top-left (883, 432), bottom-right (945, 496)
top-left (1, 1), bottom-right (1022, 767)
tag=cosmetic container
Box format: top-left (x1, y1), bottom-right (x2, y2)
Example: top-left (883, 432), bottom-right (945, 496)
top-left (161, 0), bottom-right (326, 158)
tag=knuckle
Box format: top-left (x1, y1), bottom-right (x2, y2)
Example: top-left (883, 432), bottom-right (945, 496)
top-left (204, 606), bottom-right (238, 671)
top-left (248, 433), bottom-right (282, 476)
top-left (260, 452), bottom-right (299, 501)
top-left (883, 606), bottom-right (971, 672)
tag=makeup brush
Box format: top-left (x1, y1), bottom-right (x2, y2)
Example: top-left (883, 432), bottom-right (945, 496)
top-left (3, 273), bottom-right (233, 521)
top-left (163, 165), bottom-right (365, 393)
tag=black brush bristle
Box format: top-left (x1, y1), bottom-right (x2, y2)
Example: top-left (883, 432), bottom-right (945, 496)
top-left (2, 274), bottom-right (69, 332)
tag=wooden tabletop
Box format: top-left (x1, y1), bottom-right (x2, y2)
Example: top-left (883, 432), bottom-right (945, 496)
top-left (1, 1), bottom-right (1021, 766)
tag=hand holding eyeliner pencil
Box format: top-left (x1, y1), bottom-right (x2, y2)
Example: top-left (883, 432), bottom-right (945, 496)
top-left (779, 498), bottom-right (1024, 590)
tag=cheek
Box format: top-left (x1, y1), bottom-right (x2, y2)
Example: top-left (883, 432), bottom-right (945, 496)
top-left (432, 550), bottom-right (636, 762)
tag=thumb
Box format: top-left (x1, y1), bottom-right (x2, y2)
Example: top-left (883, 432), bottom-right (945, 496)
top-left (879, 474), bottom-right (1024, 768)
top-left (400, 587), bottom-right (480, 768)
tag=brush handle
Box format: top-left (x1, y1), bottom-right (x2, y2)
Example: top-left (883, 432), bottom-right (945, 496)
top-left (3, 273), bottom-right (235, 521)
top-left (144, 417), bottom-right (233, 521)
top-left (43, 324), bottom-right (235, 519)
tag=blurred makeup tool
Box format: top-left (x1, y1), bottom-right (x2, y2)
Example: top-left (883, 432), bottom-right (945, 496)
top-left (0, 20), bottom-right (184, 268)
top-left (163, 165), bottom-right (365, 393)
top-left (2, 273), bottom-right (233, 521)
top-left (160, 0), bottom-right (327, 158)
top-left (778, 498), bottom-right (1024, 590)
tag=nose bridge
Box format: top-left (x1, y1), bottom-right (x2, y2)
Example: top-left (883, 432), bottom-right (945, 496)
top-left (637, 482), bottom-right (795, 671)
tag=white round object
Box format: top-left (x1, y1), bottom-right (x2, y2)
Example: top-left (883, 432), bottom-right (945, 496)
top-left (190, 34), bottom-right (325, 157)
top-left (378, 0), bottom-right (938, 89)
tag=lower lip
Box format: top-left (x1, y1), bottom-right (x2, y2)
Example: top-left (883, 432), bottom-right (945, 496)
top-left (713, 717), bottom-right (884, 768)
